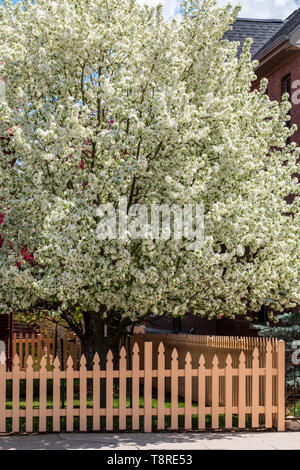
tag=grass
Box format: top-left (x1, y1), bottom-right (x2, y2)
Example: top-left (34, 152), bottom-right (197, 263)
top-left (4, 378), bottom-right (253, 433)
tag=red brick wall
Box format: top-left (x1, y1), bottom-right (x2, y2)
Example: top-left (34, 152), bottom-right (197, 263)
top-left (265, 54), bottom-right (300, 147)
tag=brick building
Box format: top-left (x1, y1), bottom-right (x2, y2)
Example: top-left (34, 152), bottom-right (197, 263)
top-left (149, 8), bottom-right (300, 337)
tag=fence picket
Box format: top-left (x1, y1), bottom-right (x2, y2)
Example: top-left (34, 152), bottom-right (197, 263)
top-left (0, 351), bottom-right (6, 432)
top-left (225, 353), bottom-right (233, 429)
top-left (132, 343), bottom-right (140, 431)
top-left (25, 355), bottom-right (34, 433)
top-left (92, 353), bottom-right (100, 431)
top-left (144, 342), bottom-right (152, 432)
top-left (66, 356), bottom-right (74, 432)
top-left (157, 342), bottom-right (165, 430)
top-left (53, 356), bottom-right (61, 432)
top-left (211, 355), bottom-right (219, 429)
top-left (119, 346), bottom-right (127, 430)
top-left (12, 354), bottom-right (20, 433)
top-left (198, 354), bottom-right (206, 430)
top-left (37, 334), bottom-right (41, 371)
top-left (265, 341), bottom-right (273, 428)
top-left (106, 350), bottom-right (114, 431)
top-left (39, 356), bottom-right (47, 432)
top-left (238, 351), bottom-right (246, 429)
top-left (184, 352), bottom-right (192, 430)
top-left (79, 355), bottom-right (87, 431)
top-left (19, 333), bottom-right (23, 371)
top-left (171, 348), bottom-right (178, 431)
top-left (25, 333), bottom-right (29, 369)
top-left (252, 347), bottom-right (259, 428)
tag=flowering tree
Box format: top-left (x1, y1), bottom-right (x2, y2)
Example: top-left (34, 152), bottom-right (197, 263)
top-left (0, 0), bottom-right (299, 367)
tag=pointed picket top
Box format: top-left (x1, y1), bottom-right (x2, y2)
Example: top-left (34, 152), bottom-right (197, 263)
top-left (107, 349), bottom-right (113, 364)
top-left (40, 355), bottom-right (47, 370)
top-left (93, 352), bottom-right (100, 369)
top-left (253, 347), bottom-right (259, 361)
top-left (185, 351), bottom-right (192, 365)
top-left (212, 354), bottom-right (219, 367)
top-left (266, 340), bottom-right (273, 354)
top-left (158, 342), bottom-right (165, 355)
top-left (119, 346), bottom-right (126, 360)
top-left (53, 356), bottom-right (60, 370)
top-left (239, 351), bottom-right (246, 365)
top-left (132, 342), bottom-right (139, 355)
top-left (199, 353), bottom-right (205, 367)
top-left (171, 347), bottom-right (178, 361)
top-left (80, 354), bottom-right (87, 369)
top-left (26, 355), bottom-right (33, 369)
top-left (0, 350), bottom-right (5, 365)
top-left (226, 353), bottom-right (232, 367)
top-left (13, 354), bottom-right (20, 368)
top-left (67, 355), bottom-right (73, 369)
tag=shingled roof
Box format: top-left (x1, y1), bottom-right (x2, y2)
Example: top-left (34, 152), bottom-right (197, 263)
top-left (255, 8), bottom-right (300, 57)
top-left (223, 18), bottom-right (283, 57)
top-left (223, 8), bottom-right (300, 60)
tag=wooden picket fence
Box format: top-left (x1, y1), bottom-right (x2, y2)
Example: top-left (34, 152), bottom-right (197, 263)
top-left (0, 339), bottom-right (285, 434)
top-left (9, 332), bottom-right (81, 371)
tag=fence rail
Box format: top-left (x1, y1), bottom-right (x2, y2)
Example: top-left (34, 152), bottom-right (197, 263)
top-left (0, 339), bottom-right (285, 434)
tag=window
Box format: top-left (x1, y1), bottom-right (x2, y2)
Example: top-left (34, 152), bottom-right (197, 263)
top-left (281, 73), bottom-right (291, 98)
top-left (281, 74), bottom-right (291, 144)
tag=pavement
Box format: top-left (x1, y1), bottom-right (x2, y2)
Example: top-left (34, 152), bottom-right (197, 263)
top-left (0, 432), bottom-right (299, 450)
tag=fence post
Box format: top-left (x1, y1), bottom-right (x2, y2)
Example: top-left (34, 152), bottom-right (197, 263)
top-left (12, 354), bottom-right (20, 432)
top-left (144, 341), bottom-right (152, 432)
top-left (277, 340), bottom-right (285, 432)
top-left (265, 341), bottom-right (273, 429)
top-left (0, 351), bottom-right (6, 433)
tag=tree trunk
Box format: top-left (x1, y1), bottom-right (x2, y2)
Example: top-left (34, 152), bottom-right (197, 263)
top-left (81, 312), bottom-right (122, 370)
top-left (80, 311), bottom-right (128, 408)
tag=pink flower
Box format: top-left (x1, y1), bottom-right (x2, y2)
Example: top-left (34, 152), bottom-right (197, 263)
top-left (109, 119), bottom-right (114, 124)
top-left (15, 260), bottom-right (21, 269)
top-left (79, 159), bottom-right (85, 169)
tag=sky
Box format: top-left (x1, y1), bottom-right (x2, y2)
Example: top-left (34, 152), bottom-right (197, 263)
top-left (142, 0), bottom-right (300, 19)
top-left (3, 0), bottom-right (300, 20)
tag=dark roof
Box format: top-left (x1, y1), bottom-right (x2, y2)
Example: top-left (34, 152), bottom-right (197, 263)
top-left (223, 18), bottom-right (283, 57)
top-left (255, 8), bottom-right (300, 57)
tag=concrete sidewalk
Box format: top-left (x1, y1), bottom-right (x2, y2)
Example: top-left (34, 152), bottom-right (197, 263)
top-left (0, 432), bottom-right (299, 450)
